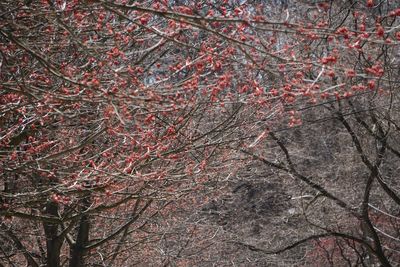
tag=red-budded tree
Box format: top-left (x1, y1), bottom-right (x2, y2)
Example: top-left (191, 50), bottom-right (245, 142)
top-left (0, 0), bottom-right (289, 266)
top-left (1, 0), bottom-right (400, 266)
top-left (205, 1), bottom-right (400, 266)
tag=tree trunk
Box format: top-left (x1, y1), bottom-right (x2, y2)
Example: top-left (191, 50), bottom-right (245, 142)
top-left (43, 202), bottom-right (62, 267)
top-left (69, 196), bottom-right (90, 267)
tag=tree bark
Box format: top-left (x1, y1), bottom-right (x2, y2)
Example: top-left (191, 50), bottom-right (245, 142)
top-left (69, 196), bottom-right (90, 267)
top-left (43, 202), bottom-right (62, 267)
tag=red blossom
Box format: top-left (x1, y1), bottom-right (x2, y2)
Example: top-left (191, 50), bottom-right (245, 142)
top-left (321, 56), bottom-right (337, 64)
top-left (376, 25), bottom-right (385, 38)
top-left (346, 69), bottom-right (356, 78)
top-left (365, 64), bottom-right (384, 77)
top-left (367, 80), bottom-right (376, 89)
top-left (389, 8), bottom-right (400, 17)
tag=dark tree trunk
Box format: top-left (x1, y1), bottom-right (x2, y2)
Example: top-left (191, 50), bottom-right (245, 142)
top-left (69, 196), bottom-right (90, 267)
top-left (43, 202), bottom-right (62, 267)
